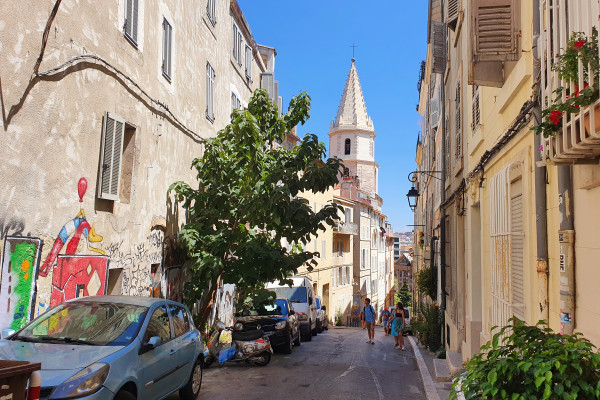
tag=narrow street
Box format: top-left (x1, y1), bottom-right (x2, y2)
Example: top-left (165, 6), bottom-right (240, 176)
top-left (192, 327), bottom-right (425, 400)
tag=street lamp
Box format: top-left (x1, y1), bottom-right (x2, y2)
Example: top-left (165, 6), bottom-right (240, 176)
top-left (405, 171), bottom-right (443, 212)
top-left (406, 185), bottom-right (419, 211)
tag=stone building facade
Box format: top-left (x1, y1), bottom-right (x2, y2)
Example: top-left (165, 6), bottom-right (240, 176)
top-left (0, 0), bottom-right (273, 330)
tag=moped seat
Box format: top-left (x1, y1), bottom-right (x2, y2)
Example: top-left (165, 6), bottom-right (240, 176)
top-left (232, 329), bottom-right (265, 341)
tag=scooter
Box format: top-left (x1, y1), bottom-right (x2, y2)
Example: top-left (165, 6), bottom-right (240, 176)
top-left (204, 321), bottom-right (272, 367)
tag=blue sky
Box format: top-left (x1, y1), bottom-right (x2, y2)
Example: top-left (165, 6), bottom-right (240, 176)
top-left (238, 1), bottom-right (428, 233)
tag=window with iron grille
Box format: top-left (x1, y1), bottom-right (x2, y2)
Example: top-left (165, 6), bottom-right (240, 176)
top-left (124, 0), bottom-right (139, 45)
top-left (162, 18), bottom-right (172, 80)
top-left (206, 62), bottom-right (215, 122)
top-left (206, 0), bottom-right (216, 26)
top-left (245, 45), bottom-right (252, 79)
top-left (232, 23), bottom-right (242, 66)
top-left (471, 84), bottom-right (480, 131)
top-left (456, 80), bottom-right (462, 159)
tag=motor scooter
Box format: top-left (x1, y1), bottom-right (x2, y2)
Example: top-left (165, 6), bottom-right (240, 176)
top-left (204, 321), bottom-right (272, 367)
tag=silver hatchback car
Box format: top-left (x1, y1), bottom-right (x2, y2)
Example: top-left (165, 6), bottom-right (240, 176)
top-left (0, 296), bottom-right (203, 400)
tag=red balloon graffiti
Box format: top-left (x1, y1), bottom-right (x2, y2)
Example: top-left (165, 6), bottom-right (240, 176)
top-left (78, 177), bottom-right (87, 202)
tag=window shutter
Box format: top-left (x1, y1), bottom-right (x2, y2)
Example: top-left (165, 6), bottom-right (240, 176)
top-left (430, 97), bottom-right (440, 128)
top-left (260, 72), bottom-right (275, 101)
top-left (245, 45), bottom-right (252, 79)
top-left (98, 112), bottom-right (125, 201)
top-left (206, 62), bottom-right (215, 121)
top-left (431, 22), bottom-right (447, 73)
top-left (446, 0), bottom-right (459, 24)
top-left (132, 0), bottom-right (139, 43)
top-left (455, 80), bottom-right (462, 160)
top-left (162, 19), bottom-right (172, 78)
top-left (125, 0), bottom-right (133, 38)
top-left (472, 0), bottom-right (519, 62)
top-left (510, 178), bottom-right (525, 320)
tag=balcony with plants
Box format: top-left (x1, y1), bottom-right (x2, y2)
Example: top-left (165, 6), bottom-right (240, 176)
top-left (536, 2), bottom-right (600, 164)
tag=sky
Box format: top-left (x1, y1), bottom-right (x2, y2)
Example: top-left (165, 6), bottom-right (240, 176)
top-left (238, 0), bottom-right (428, 233)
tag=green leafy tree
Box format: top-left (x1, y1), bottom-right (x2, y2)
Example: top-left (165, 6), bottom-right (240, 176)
top-left (170, 89), bottom-right (343, 329)
top-left (397, 282), bottom-right (412, 307)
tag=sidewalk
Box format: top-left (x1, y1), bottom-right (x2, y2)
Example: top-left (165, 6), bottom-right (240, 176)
top-left (408, 336), bottom-right (453, 400)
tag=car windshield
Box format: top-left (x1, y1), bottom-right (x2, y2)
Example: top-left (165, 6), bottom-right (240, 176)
top-left (240, 299), bottom-right (285, 317)
top-left (270, 287), bottom-right (307, 303)
top-left (13, 302), bottom-right (148, 346)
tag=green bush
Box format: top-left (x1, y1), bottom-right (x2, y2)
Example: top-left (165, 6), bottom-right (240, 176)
top-left (450, 319), bottom-right (600, 399)
top-left (412, 302), bottom-right (442, 353)
top-left (416, 264), bottom-right (437, 301)
top-left (335, 308), bottom-right (343, 326)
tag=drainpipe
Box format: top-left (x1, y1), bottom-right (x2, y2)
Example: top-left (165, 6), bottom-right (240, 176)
top-left (533, 0), bottom-right (549, 324)
top-left (558, 165), bottom-right (575, 334)
top-left (439, 0), bottom-right (448, 350)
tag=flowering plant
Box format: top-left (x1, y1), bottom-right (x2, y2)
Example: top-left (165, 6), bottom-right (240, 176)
top-left (533, 28), bottom-right (600, 138)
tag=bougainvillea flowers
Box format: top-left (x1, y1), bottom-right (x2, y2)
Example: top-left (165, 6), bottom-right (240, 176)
top-left (549, 110), bottom-right (563, 125)
top-left (574, 40), bottom-right (587, 50)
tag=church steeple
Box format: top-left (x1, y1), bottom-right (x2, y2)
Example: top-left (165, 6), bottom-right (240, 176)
top-left (332, 60), bottom-right (374, 131)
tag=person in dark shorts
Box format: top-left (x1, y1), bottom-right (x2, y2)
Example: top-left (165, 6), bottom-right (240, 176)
top-left (380, 306), bottom-right (391, 336)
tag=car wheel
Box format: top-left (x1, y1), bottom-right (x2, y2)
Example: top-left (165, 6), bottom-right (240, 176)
top-left (316, 320), bottom-right (323, 333)
top-left (114, 390), bottom-right (136, 400)
top-left (179, 358), bottom-right (202, 400)
top-left (294, 331), bottom-right (301, 346)
top-left (304, 325), bottom-right (312, 342)
top-left (280, 333), bottom-right (293, 354)
top-left (254, 351), bottom-right (271, 366)
top-left (312, 326), bottom-right (318, 336)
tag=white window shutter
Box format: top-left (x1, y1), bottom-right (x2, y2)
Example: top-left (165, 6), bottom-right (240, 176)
top-left (430, 97), bottom-right (440, 128)
top-left (132, 0), bottom-right (139, 43)
top-left (510, 178), bottom-right (525, 320)
top-left (245, 45), bottom-right (252, 79)
top-left (98, 112), bottom-right (125, 201)
top-left (260, 72), bottom-right (275, 101)
top-left (125, 0), bottom-right (133, 38)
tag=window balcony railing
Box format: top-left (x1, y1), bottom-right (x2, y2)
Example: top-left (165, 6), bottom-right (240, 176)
top-left (540, 0), bottom-right (600, 163)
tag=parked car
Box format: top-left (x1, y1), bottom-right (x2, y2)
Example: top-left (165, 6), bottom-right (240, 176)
top-left (266, 277), bottom-right (317, 341)
top-left (0, 296), bottom-right (203, 400)
top-left (315, 296), bottom-right (328, 333)
top-left (234, 298), bottom-right (300, 354)
top-left (390, 306), bottom-right (412, 335)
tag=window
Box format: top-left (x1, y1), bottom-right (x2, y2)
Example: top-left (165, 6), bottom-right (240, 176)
top-left (341, 267), bottom-right (346, 285)
top-left (233, 23), bottom-right (242, 66)
top-left (346, 266), bottom-right (351, 285)
top-left (344, 138), bottom-right (351, 155)
top-left (162, 18), bottom-right (172, 80)
top-left (144, 306), bottom-right (171, 344)
top-left (245, 45), bottom-right (252, 79)
top-left (124, 0), bottom-right (139, 45)
top-left (98, 112), bottom-right (135, 203)
top-left (471, 85), bottom-right (480, 131)
top-left (343, 167), bottom-right (350, 177)
top-left (169, 305), bottom-right (190, 337)
top-left (206, 0), bottom-right (216, 25)
top-left (231, 92), bottom-right (241, 114)
top-left (206, 61), bottom-right (215, 122)
top-left (456, 80), bottom-right (462, 159)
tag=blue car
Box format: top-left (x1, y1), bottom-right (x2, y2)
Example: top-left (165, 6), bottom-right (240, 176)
top-left (0, 296), bottom-right (203, 400)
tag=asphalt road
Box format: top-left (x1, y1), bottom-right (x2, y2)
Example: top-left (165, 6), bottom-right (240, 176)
top-left (183, 326), bottom-right (426, 400)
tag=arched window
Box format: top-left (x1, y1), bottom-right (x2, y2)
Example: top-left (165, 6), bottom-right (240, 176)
top-left (344, 138), bottom-right (351, 155)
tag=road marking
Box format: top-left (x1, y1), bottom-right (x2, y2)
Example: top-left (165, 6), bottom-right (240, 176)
top-left (408, 336), bottom-right (441, 400)
top-left (364, 358), bottom-right (384, 400)
top-left (336, 365), bottom-right (356, 379)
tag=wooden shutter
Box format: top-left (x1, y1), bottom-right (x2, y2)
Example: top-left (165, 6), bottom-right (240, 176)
top-left (431, 22), bottom-right (447, 73)
top-left (162, 19), bottom-right (172, 78)
top-left (206, 62), bottom-right (215, 121)
top-left (245, 45), bottom-right (252, 78)
top-left (446, 0), bottom-right (459, 24)
top-left (132, 0), bottom-right (139, 43)
top-left (260, 72), bottom-right (275, 101)
top-left (510, 177), bottom-right (525, 320)
top-left (455, 80), bottom-right (462, 160)
top-left (98, 112), bottom-right (125, 201)
top-left (472, 0), bottom-right (519, 62)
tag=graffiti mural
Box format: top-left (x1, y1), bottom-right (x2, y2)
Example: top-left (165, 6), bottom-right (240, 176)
top-left (50, 255), bottom-right (109, 307)
top-left (0, 237), bottom-right (43, 330)
top-left (39, 178), bottom-right (105, 278)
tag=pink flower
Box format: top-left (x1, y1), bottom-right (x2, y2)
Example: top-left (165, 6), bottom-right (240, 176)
top-left (539, 145), bottom-right (544, 151)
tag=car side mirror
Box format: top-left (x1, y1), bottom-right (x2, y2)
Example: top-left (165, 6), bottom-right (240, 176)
top-left (141, 336), bottom-right (161, 353)
top-left (321, 305), bottom-right (326, 312)
top-left (1, 329), bottom-right (16, 339)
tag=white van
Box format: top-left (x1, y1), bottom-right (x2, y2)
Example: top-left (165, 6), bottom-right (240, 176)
top-left (266, 277), bottom-right (317, 341)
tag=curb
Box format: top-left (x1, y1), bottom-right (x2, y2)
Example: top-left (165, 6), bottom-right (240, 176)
top-left (408, 336), bottom-right (441, 400)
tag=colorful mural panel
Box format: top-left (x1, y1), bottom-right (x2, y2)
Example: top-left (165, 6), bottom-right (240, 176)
top-left (0, 237), bottom-right (43, 330)
top-left (50, 255), bottom-right (109, 307)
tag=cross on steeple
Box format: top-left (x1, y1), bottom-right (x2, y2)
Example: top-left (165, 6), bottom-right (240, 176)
top-left (350, 43), bottom-right (358, 62)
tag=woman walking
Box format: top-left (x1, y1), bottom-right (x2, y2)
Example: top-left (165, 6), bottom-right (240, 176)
top-left (388, 302), bottom-right (405, 350)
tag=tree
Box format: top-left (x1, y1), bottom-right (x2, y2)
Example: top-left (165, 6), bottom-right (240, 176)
top-left (170, 89), bottom-right (343, 329)
top-left (397, 282), bottom-right (412, 307)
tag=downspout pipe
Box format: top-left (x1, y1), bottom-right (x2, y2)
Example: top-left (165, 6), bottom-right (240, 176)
top-left (439, 0), bottom-right (448, 351)
top-left (533, 0), bottom-right (549, 324)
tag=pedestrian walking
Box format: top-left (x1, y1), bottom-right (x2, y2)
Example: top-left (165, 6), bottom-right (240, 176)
top-left (380, 306), bottom-right (391, 336)
top-left (388, 302), bottom-right (405, 350)
top-left (360, 298), bottom-right (376, 344)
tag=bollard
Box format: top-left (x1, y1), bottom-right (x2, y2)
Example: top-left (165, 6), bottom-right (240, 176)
top-left (27, 371), bottom-right (41, 400)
